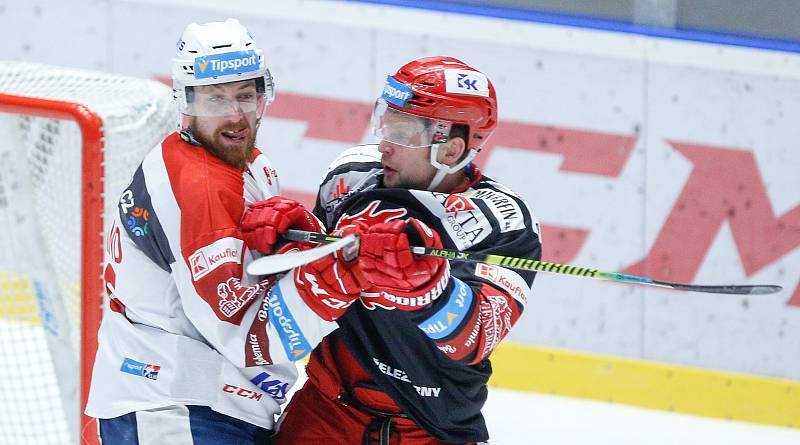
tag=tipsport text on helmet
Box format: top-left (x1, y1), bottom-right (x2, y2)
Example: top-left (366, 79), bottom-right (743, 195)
top-left (194, 51), bottom-right (260, 80)
top-left (172, 18), bottom-right (275, 122)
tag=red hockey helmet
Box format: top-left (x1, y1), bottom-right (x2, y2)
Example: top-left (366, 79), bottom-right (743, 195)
top-left (376, 56), bottom-right (498, 152)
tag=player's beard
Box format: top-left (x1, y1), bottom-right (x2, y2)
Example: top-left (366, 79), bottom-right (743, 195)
top-left (192, 116), bottom-right (257, 170)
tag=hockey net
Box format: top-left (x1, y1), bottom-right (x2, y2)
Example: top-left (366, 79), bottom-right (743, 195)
top-left (0, 62), bottom-right (175, 445)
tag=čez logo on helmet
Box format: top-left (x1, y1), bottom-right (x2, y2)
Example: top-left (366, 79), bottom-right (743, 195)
top-left (444, 69), bottom-right (490, 97)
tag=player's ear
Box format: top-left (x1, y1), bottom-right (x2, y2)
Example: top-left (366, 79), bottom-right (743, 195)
top-left (438, 137), bottom-right (466, 166)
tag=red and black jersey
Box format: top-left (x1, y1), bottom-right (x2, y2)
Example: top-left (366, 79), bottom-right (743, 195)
top-left (310, 144), bottom-right (542, 443)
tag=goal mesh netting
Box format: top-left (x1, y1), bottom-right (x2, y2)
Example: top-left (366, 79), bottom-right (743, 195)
top-left (0, 62), bottom-right (175, 444)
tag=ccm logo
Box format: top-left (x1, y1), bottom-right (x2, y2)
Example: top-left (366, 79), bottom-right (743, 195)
top-left (223, 384), bottom-right (262, 401)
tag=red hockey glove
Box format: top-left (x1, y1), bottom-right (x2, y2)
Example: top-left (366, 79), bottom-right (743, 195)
top-left (241, 196), bottom-right (322, 254)
top-left (293, 223), bottom-right (371, 321)
top-left (358, 218), bottom-right (449, 311)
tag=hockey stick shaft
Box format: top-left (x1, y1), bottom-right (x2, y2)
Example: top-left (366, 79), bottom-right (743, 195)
top-left (246, 234), bottom-right (357, 276)
top-left (283, 229), bottom-right (782, 295)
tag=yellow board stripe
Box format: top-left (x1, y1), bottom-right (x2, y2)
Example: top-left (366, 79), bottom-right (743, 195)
top-left (0, 273), bottom-right (40, 324)
top-left (489, 342), bottom-right (800, 428)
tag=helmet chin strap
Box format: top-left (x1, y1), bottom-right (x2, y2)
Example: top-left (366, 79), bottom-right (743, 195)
top-left (426, 143), bottom-right (477, 191)
top-left (180, 126), bottom-right (202, 146)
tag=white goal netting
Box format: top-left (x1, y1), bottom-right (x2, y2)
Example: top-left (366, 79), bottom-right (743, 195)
top-left (0, 62), bottom-right (175, 445)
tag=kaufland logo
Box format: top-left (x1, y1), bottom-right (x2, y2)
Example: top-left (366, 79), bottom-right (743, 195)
top-left (190, 254), bottom-right (209, 279)
top-left (194, 50), bottom-right (259, 79)
top-left (208, 248), bottom-right (238, 265)
top-left (476, 263), bottom-right (498, 281)
top-left (475, 263), bottom-right (529, 305)
top-left (188, 238), bottom-right (242, 281)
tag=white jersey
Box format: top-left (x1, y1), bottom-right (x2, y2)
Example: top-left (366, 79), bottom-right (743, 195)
top-left (86, 133), bottom-right (337, 428)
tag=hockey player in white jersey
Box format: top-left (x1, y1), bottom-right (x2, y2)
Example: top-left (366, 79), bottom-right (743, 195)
top-left (85, 19), bottom-right (337, 444)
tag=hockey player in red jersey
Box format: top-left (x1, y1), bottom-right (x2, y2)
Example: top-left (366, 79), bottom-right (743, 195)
top-left (85, 19), bottom-right (338, 445)
top-left (243, 56), bottom-right (542, 444)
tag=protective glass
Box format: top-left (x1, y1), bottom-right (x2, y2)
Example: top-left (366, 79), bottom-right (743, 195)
top-left (370, 98), bottom-right (451, 148)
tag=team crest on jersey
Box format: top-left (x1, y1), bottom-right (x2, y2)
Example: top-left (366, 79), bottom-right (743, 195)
top-left (338, 200), bottom-right (407, 227)
top-left (217, 277), bottom-right (266, 318)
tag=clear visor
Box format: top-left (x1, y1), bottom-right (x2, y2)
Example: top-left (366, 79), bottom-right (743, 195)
top-left (185, 90), bottom-right (268, 117)
top-left (183, 78), bottom-right (274, 118)
top-left (370, 98), bottom-right (451, 148)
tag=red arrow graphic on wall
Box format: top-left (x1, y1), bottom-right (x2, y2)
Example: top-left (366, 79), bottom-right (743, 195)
top-left (157, 77), bottom-right (797, 305)
top-left (624, 141), bottom-right (800, 305)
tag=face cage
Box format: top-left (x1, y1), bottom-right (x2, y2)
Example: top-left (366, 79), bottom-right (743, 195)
top-left (370, 98), bottom-right (452, 149)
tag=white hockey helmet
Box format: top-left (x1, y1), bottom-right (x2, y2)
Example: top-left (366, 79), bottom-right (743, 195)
top-left (172, 18), bottom-right (274, 123)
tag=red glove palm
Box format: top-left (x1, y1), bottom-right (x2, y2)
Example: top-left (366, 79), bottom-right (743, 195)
top-left (358, 218), bottom-right (449, 311)
top-left (293, 223), bottom-right (371, 321)
top-left (241, 197), bottom-right (322, 254)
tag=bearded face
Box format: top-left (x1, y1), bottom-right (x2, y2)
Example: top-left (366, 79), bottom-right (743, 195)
top-left (186, 80), bottom-right (264, 169)
top-left (190, 113), bottom-right (257, 169)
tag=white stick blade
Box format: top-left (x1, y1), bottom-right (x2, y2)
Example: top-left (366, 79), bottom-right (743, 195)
top-left (246, 235), bottom-right (357, 276)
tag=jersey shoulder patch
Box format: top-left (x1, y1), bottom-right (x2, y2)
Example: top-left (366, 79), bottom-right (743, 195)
top-left (118, 164), bottom-right (174, 271)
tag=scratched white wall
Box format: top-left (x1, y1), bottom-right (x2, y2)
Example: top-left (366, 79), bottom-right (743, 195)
top-left (1, 0), bottom-right (799, 379)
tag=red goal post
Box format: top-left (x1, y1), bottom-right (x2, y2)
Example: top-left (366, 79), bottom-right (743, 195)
top-left (0, 62), bottom-right (174, 445)
top-left (0, 92), bottom-right (104, 445)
